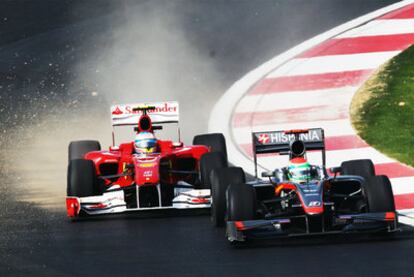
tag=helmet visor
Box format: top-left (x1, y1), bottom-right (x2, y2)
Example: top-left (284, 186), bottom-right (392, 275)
top-left (135, 139), bottom-right (157, 150)
top-left (288, 165), bottom-right (311, 183)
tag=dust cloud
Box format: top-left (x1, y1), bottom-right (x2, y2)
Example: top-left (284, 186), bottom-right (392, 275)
top-left (72, 1), bottom-right (223, 142)
top-left (1, 1), bottom-right (223, 209)
top-left (1, 0), bottom-right (395, 209)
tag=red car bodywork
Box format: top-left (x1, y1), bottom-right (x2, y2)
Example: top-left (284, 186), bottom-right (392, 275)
top-left (85, 141), bottom-right (209, 188)
top-left (66, 102), bottom-right (214, 218)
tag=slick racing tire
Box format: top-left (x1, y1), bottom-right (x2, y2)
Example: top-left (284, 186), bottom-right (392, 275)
top-left (340, 159), bottom-right (375, 179)
top-left (227, 183), bottom-right (256, 221)
top-left (193, 133), bottom-right (228, 164)
top-left (68, 140), bottom-right (101, 161)
top-left (199, 152), bottom-right (227, 189)
top-left (210, 167), bottom-right (246, 227)
top-left (67, 159), bottom-right (97, 197)
top-left (363, 175), bottom-right (396, 212)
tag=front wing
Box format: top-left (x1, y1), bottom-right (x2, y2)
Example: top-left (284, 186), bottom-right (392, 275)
top-left (66, 186), bottom-right (210, 218)
top-left (227, 212), bottom-right (398, 242)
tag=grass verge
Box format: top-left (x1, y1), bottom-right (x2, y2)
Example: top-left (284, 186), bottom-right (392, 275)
top-left (351, 45), bottom-right (414, 167)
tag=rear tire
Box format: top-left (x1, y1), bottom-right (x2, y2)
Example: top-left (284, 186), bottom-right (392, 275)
top-left (193, 133), bottom-right (228, 163)
top-left (199, 152), bottom-right (227, 189)
top-left (341, 159), bottom-right (375, 179)
top-left (227, 183), bottom-right (256, 221)
top-left (363, 175), bottom-right (395, 212)
top-left (67, 159), bottom-right (97, 197)
top-left (68, 140), bottom-right (101, 161)
top-left (210, 167), bottom-right (246, 227)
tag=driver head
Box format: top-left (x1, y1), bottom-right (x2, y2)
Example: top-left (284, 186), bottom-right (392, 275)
top-left (287, 157), bottom-right (311, 184)
top-left (134, 131), bottom-right (157, 154)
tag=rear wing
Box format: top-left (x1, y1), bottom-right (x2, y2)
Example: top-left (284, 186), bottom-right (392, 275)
top-left (111, 101), bottom-right (179, 127)
top-left (252, 128), bottom-right (325, 154)
top-left (251, 128), bottom-right (326, 178)
top-left (110, 101), bottom-right (180, 146)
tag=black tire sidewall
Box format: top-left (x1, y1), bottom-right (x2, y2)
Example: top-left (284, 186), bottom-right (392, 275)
top-left (363, 175), bottom-right (395, 212)
top-left (210, 167), bottom-right (245, 226)
top-left (341, 159), bottom-right (375, 179)
top-left (68, 140), bottom-right (101, 161)
top-left (193, 133), bottom-right (228, 163)
top-left (227, 183), bottom-right (256, 221)
top-left (199, 152), bottom-right (227, 189)
top-left (67, 159), bottom-right (97, 197)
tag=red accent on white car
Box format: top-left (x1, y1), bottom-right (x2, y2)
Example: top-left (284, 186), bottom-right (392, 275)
top-left (111, 101), bottom-right (179, 127)
top-left (66, 197), bottom-right (81, 217)
top-left (112, 106), bottom-right (123, 115)
top-left (258, 134), bottom-right (270, 144)
top-left (191, 197), bottom-right (210, 204)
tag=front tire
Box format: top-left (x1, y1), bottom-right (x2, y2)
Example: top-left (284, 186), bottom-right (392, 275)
top-left (210, 167), bottom-right (245, 227)
top-left (199, 152), bottom-right (227, 189)
top-left (363, 175), bottom-right (395, 212)
top-left (67, 159), bottom-right (98, 197)
top-left (227, 183), bottom-right (256, 222)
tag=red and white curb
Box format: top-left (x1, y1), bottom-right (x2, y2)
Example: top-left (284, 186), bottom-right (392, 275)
top-left (209, 0), bottom-right (414, 226)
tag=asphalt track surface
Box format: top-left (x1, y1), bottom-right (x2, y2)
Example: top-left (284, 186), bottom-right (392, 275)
top-left (1, 1), bottom-right (414, 276)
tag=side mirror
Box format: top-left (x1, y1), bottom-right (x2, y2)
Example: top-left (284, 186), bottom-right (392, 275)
top-left (172, 142), bottom-right (183, 148)
top-left (261, 171), bottom-right (275, 178)
top-left (330, 166), bottom-right (341, 178)
top-left (330, 166), bottom-right (341, 174)
top-left (109, 146), bottom-right (120, 151)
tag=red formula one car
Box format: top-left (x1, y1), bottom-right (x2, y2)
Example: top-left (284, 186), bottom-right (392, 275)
top-left (208, 128), bottom-right (398, 243)
top-left (66, 101), bottom-right (228, 218)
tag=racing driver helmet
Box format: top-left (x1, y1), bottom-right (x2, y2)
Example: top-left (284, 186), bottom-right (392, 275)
top-left (134, 132), bottom-right (158, 154)
top-left (287, 157), bottom-right (312, 184)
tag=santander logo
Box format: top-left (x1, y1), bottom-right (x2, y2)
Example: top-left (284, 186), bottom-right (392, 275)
top-left (112, 103), bottom-right (177, 116)
top-left (258, 133), bottom-right (270, 144)
top-left (112, 106), bottom-right (124, 115)
top-left (125, 103), bottom-right (177, 114)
